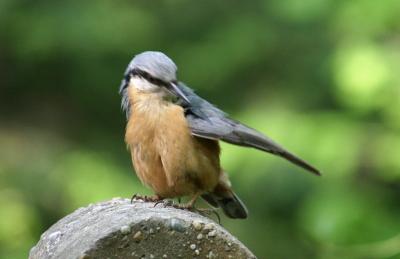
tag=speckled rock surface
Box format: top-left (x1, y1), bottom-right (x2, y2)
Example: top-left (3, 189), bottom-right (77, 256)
top-left (29, 198), bottom-right (256, 259)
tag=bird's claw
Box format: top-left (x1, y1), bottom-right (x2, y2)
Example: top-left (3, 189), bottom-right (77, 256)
top-left (153, 199), bottom-right (174, 207)
top-left (130, 194), bottom-right (162, 203)
top-left (171, 203), bottom-right (193, 210)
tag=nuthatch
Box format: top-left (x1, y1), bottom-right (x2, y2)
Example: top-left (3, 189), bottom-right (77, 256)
top-left (119, 51), bottom-right (320, 219)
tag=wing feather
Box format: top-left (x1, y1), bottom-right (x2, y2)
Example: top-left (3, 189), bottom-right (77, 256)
top-left (178, 83), bottom-right (320, 175)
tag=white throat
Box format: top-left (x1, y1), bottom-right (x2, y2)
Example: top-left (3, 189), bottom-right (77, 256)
top-left (130, 77), bottom-right (159, 92)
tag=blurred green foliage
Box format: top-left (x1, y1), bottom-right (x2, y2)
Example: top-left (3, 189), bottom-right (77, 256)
top-left (1, 0), bottom-right (400, 258)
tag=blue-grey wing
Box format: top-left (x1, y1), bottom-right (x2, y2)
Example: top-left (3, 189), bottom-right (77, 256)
top-left (177, 83), bottom-right (320, 175)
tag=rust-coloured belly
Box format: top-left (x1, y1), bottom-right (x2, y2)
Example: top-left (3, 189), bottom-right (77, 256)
top-left (125, 89), bottom-right (221, 198)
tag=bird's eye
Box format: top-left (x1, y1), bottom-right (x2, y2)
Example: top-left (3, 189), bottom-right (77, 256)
top-left (130, 68), bottom-right (168, 87)
top-left (149, 76), bottom-right (158, 84)
top-left (145, 73), bottom-right (168, 87)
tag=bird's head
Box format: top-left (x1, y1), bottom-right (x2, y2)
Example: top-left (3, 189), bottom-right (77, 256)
top-left (119, 51), bottom-right (190, 109)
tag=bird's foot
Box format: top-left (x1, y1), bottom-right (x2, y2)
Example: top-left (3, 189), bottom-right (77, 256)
top-left (130, 194), bottom-right (162, 203)
top-left (153, 199), bottom-right (174, 207)
top-left (170, 202), bottom-right (193, 210)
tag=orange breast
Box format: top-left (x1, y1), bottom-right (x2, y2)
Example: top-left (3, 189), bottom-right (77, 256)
top-left (125, 87), bottom-right (221, 198)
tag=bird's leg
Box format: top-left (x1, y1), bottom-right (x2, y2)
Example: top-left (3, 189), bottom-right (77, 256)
top-left (172, 193), bottom-right (201, 210)
top-left (186, 193), bottom-right (200, 208)
top-left (131, 193), bottom-right (163, 203)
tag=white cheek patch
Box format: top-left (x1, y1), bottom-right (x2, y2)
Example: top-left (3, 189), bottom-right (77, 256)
top-left (131, 77), bottom-right (159, 92)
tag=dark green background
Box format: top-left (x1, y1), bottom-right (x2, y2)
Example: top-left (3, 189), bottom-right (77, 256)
top-left (1, 0), bottom-right (400, 258)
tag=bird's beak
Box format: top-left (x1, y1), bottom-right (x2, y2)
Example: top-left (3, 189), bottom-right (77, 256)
top-left (168, 82), bottom-right (191, 104)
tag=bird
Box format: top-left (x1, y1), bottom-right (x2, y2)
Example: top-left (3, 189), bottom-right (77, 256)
top-left (119, 51), bottom-right (320, 219)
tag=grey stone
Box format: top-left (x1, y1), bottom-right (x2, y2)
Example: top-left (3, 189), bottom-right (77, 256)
top-left (29, 198), bottom-right (256, 259)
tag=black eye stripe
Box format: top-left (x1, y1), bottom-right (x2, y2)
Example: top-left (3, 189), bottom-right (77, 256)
top-left (130, 68), bottom-right (168, 87)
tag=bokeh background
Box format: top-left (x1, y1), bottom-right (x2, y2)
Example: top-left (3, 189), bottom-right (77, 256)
top-left (1, 0), bottom-right (400, 258)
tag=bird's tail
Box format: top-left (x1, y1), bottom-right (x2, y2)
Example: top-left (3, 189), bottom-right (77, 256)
top-left (202, 190), bottom-right (248, 219)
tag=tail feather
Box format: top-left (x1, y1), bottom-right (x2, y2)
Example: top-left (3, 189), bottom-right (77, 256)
top-left (202, 192), bottom-right (248, 219)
